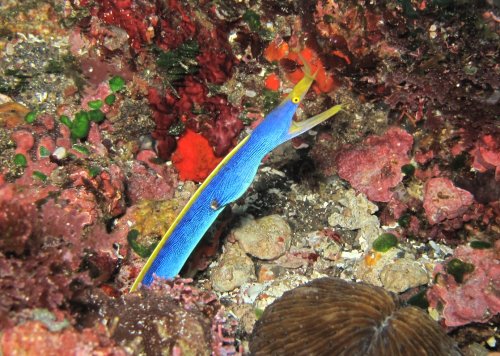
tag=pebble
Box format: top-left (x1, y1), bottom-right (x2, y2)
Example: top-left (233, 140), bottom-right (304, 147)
top-left (230, 304), bottom-right (257, 334)
top-left (355, 248), bottom-right (400, 287)
top-left (254, 274), bottom-right (310, 311)
top-left (380, 258), bottom-right (429, 293)
top-left (306, 230), bottom-right (342, 261)
top-left (210, 243), bottom-right (255, 292)
top-left (328, 189), bottom-right (382, 250)
top-left (233, 214), bottom-right (291, 260)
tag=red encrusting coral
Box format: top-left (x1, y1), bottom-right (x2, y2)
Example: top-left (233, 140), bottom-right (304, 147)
top-left (147, 87), bottom-right (178, 160)
top-left (335, 127), bottom-right (414, 202)
top-left (264, 73), bottom-right (280, 91)
top-left (171, 129), bottom-right (222, 182)
top-left (148, 76), bottom-right (243, 161)
top-left (186, 94), bottom-right (244, 157)
top-left (423, 177), bottom-right (474, 225)
top-left (196, 27), bottom-right (236, 85)
top-left (427, 242), bottom-right (500, 327)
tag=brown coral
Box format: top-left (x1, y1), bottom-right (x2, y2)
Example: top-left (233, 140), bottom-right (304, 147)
top-left (250, 278), bottom-right (460, 356)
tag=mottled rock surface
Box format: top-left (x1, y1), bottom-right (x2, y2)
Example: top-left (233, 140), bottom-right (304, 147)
top-left (210, 243), bottom-right (255, 292)
top-left (233, 214), bottom-right (292, 260)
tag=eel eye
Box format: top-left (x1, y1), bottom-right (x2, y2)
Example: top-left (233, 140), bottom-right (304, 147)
top-left (292, 96), bottom-right (300, 104)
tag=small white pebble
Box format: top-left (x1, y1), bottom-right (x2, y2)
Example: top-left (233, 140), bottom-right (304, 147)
top-left (486, 336), bottom-right (496, 348)
top-left (341, 250), bottom-right (362, 259)
top-left (245, 90), bottom-right (257, 98)
top-left (52, 147), bottom-right (67, 160)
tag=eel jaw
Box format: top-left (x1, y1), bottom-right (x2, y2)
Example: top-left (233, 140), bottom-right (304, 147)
top-left (288, 104), bottom-right (342, 138)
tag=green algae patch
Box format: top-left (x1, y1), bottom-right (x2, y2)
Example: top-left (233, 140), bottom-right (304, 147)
top-left (157, 40), bottom-right (200, 83)
top-left (39, 145), bottom-right (50, 157)
top-left (14, 153), bottom-right (27, 167)
top-left (32, 170), bottom-right (47, 181)
top-left (254, 308), bottom-right (264, 320)
top-left (104, 94), bottom-right (116, 105)
top-left (88, 166), bottom-right (101, 177)
top-left (407, 289), bottom-right (429, 309)
top-left (71, 111), bottom-right (90, 139)
top-left (72, 144), bottom-right (90, 155)
top-left (59, 115), bottom-right (72, 128)
top-left (109, 75), bottom-right (125, 92)
top-left (397, 213), bottom-right (411, 228)
top-left (127, 229), bottom-right (158, 258)
top-left (88, 99), bottom-right (103, 110)
top-left (372, 233), bottom-right (398, 252)
top-left (24, 111), bottom-right (37, 124)
top-left (470, 240), bottom-right (492, 249)
top-left (401, 163), bottom-right (415, 177)
top-left (88, 109), bottom-right (105, 123)
top-left (446, 258), bottom-right (474, 283)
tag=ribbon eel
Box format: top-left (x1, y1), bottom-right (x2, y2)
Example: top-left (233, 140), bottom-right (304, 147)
top-left (130, 65), bottom-right (342, 292)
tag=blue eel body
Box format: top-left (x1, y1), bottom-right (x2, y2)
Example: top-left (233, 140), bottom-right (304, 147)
top-left (131, 70), bottom-right (341, 291)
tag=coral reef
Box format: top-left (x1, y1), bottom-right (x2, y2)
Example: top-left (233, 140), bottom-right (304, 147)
top-left (0, 0), bottom-right (499, 353)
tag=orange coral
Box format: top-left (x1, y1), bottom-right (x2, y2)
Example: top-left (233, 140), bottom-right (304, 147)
top-left (171, 129), bottom-right (222, 182)
top-left (286, 47), bottom-right (337, 93)
top-left (263, 39), bottom-right (289, 62)
top-left (262, 42), bottom-right (337, 94)
top-left (264, 73), bottom-right (280, 91)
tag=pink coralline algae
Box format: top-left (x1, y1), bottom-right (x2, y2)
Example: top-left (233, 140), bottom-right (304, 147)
top-left (471, 134), bottom-right (500, 181)
top-left (69, 164), bottom-right (127, 218)
top-left (423, 177), bottom-right (474, 225)
top-left (0, 250), bottom-right (91, 328)
top-left (427, 242), bottom-right (500, 327)
top-left (336, 127), bottom-right (413, 202)
top-left (128, 150), bottom-right (177, 203)
top-left (11, 130), bottom-right (34, 156)
top-left (0, 191), bottom-right (36, 255)
top-left (0, 321), bottom-right (126, 355)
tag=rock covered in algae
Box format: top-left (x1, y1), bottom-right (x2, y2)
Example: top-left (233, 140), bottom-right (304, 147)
top-left (233, 214), bottom-right (292, 260)
top-left (210, 243), bottom-right (255, 292)
top-left (89, 289), bottom-right (214, 355)
top-left (250, 278), bottom-right (460, 356)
